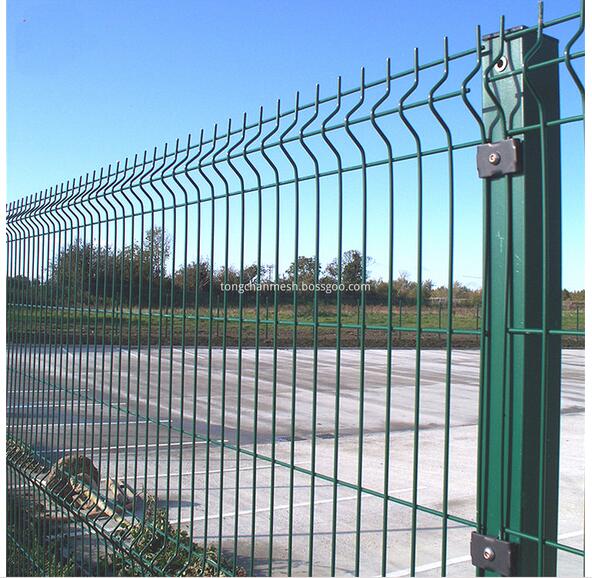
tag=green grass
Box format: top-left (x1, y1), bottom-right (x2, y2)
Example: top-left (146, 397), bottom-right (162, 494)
top-left (8, 302), bottom-right (584, 349)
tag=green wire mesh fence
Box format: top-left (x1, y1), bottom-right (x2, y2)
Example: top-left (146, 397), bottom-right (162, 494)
top-left (6, 3), bottom-right (584, 576)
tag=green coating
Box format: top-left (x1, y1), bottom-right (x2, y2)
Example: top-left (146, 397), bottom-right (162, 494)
top-left (479, 22), bottom-right (563, 578)
top-left (6, 7), bottom-right (584, 576)
top-left (398, 46), bottom-right (423, 576)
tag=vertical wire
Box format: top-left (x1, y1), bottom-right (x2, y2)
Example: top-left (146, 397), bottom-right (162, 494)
top-left (164, 136), bottom-right (193, 573)
top-left (6, 203), bottom-right (14, 442)
top-left (427, 37), bottom-right (455, 576)
top-left (278, 91), bottom-right (300, 576)
top-left (115, 155), bottom-right (144, 540)
top-left (75, 172), bottom-right (103, 563)
top-left (343, 67), bottom-right (367, 577)
top-left (460, 26), bottom-right (490, 538)
top-left (320, 76), bottom-right (343, 577)
top-left (241, 108), bottom-right (264, 576)
top-left (522, 5), bottom-right (552, 572)
top-left (84, 167), bottom-right (107, 523)
top-left (30, 192), bottom-right (49, 559)
top-left (398, 49), bottom-right (423, 576)
top-left (53, 181), bottom-right (71, 532)
top-left (129, 150), bottom-right (159, 554)
top-left (20, 194), bottom-right (39, 571)
top-left (32, 191), bottom-right (52, 570)
top-left (106, 158), bottom-right (141, 561)
top-left (153, 140), bottom-right (182, 571)
top-left (299, 84), bottom-right (321, 577)
top-left (369, 58), bottom-right (394, 577)
top-left (115, 158), bottom-right (141, 555)
top-left (70, 174), bottom-right (91, 524)
top-left (119, 154), bottom-right (148, 567)
top-left (250, 109), bottom-right (265, 578)
top-left (8, 199), bottom-right (21, 574)
top-left (61, 178), bottom-right (79, 516)
top-left (42, 185), bottom-right (64, 554)
top-left (211, 119), bottom-right (233, 567)
top-left (483, 17), bottom-right (508, 142)
top-left (480, 20), bottom-right (512, 557)
top-left (12, 196), bottom-right (29, 455)
top-left (54, 181), bottom-right (74, 563)
top-left (65, 175), bottom-right (89, 569)
top-left (563, 0), bottom-right (585, 111)
top-left (82, 167), bottom-right (117, 558)
top-left (497, 26), bottom-right (514, 547)
top-left (97, 161), bottom-right (128, 550)
top-left (17, 196), bottom-right (34, 570)
top-left (6, 204), bottom-right (16, 568)
top-left (225, 113), bottom-right (249, 572)
top-left (5, 202), bottom-right (15, 570)
top-left (178, 130), bottom-right (204, 574)
top-left (141, 143), bottom-right (172, 570)
top-left (198, 125), bottom-right (220, 560)
top-left (10, 200), bottom-right (28, 575)
top-left (225, 112), bottom-right (250, 573)
top-left (24, 194), bottom-right (40, 484)
top-left (136, 144), bottom-right (168, 569)
top-left (101, 160), bottom-right (133, 554)
top-left (18, 196), bottom-right (35, 490)
top-left (92, 166), bottom-right (116, 569)
top-left (259, 101), bottom-right (282, 575)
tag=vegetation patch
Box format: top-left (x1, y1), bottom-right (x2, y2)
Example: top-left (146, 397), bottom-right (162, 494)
top-left (7, 438), bottom-right (243, 577)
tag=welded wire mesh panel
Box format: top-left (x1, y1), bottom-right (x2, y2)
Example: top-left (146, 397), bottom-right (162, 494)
top-left (6, 4), bottom-right (584, 576)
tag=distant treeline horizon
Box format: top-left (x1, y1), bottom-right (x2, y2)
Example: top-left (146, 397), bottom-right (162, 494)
top-left (7, 228), bottom-right (585, 309)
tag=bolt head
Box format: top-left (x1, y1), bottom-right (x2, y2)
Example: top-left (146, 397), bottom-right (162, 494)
top-left (488, 152), bottom-right (501, 165)
top-left (483, 546), bottom-right (496, 561)
top-left (495, 56), bottom-right (508, 72)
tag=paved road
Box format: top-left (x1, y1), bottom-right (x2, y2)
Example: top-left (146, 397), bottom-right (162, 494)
top-left (7, 347), bottom-right (584, 576)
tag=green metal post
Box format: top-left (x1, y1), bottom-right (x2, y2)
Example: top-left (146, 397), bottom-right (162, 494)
top-left (480, 26), bottom-right (561, 576)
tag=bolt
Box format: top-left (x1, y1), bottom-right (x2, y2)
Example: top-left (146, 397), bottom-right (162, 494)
top-left (488, 152), bottom-right (501, 165)
top-left (495, 56), bottom-right (508, 72)
top-left (483, 547), bottom-right (496, 561)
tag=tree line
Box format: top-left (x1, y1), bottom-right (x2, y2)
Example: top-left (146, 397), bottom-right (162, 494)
top-left (11, 227), bottom-right (579, 309)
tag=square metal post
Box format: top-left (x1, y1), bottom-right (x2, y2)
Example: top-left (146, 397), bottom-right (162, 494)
top-left (478, 27), bottom-right (561, 576)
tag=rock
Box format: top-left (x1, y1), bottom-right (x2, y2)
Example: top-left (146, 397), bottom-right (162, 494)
top-left (45, 454), bottom-right (100, 501)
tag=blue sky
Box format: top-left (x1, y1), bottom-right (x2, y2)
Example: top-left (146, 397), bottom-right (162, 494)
top-left (7, 0), bottom-right (584, 289)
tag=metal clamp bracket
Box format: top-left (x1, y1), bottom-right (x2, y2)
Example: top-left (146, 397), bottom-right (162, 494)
top-left (477, 138), bottom-right (522, 179)
top-left (470, 532), bottom-right (517, 576)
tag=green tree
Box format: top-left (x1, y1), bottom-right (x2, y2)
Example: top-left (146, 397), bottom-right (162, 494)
top-left (284, 256), bottom-right (319, 285)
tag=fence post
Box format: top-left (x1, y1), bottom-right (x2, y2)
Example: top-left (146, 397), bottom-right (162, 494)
top-left (477, 25), bottom-right (561, 576)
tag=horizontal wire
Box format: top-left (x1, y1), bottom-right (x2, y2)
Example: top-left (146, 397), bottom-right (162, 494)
top-left (503, 527), bottom-right (584, 557)
top-left (8, 367), bottom-right (479, 531)
top-left (8, 87), bottom-right (472, 224)
top-left (8, 305), bottom-right (484, 336)
top-left (8, 110), bottom-right (584, 235)
top-left (6, 8), bottom-right (584, 215)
